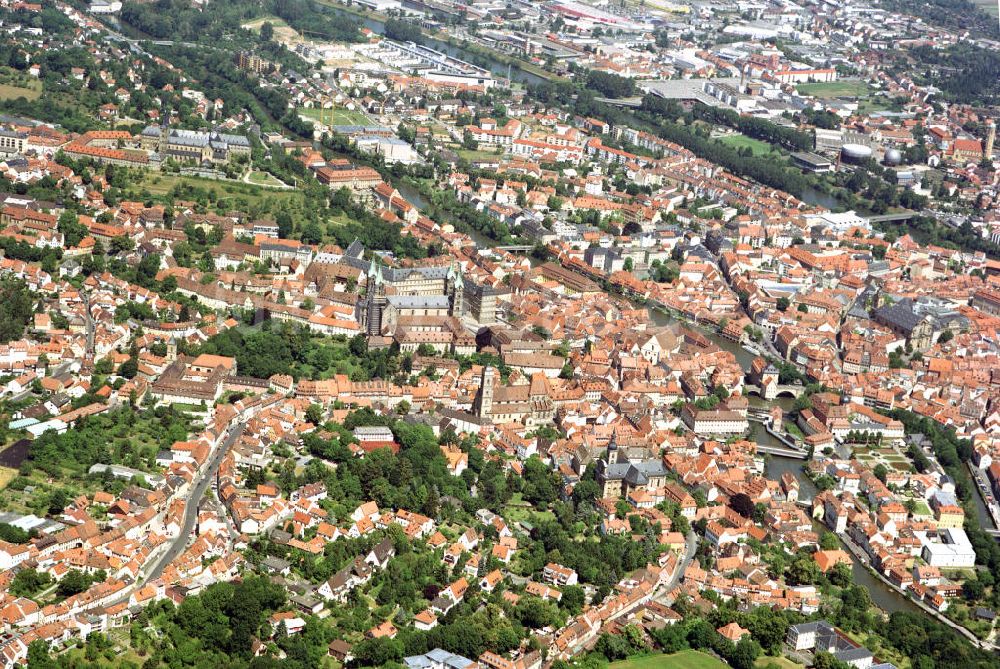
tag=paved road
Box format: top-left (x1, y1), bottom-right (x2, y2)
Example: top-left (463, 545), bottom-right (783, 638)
top-left (658, 530), bottom-right (698, 603)
top-left (82, 291), bottom-right (94, 359)
top-left (144, 421), bottom-right (245, 581)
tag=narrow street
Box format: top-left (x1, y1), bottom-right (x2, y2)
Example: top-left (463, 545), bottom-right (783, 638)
top-left (144, 421), bottom-right (245, 581)
top-left (82, 290), bottom-right (94, 360)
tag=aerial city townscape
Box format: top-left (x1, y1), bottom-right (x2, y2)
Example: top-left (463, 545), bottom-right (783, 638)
top-left (0, 0), bottom-right (998, 667)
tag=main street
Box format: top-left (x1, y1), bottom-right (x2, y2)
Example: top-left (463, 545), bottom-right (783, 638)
top-left (144, 420), bottom-right (245, 581)
top-left (82, 290), bottom-right (94, 360)
top-left (662, 530), bottom-right (698, 600)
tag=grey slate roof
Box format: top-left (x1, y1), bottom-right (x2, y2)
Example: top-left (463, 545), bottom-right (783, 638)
top-left (599, 459), bottom-right (668, 485)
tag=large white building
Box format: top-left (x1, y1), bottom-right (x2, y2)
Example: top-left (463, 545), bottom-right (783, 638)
top-left (919, 528), bottom-right (977, 568)
top-left (682, 405), bottom-right (749, 436)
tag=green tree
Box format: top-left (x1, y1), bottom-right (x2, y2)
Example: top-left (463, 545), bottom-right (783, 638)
top-left (0, 278), bottom-right (33, 344)
top-left (57, 569), bottom-right (93, 597)
top-left (306, 403), bottom-right (325, 425)
top-left (275, 211), bottom-right (293, 239)
top-left (58, 211), bottom-right (88, 248)
top-left (10, 569), bottom-right (51, 597)
top-left (819, 531), bottom-right (841, 551)
top-left (730, 637), bottom-right (762, 669)
top-left (353, 636), bottom-right (405, 666)
top-left (119, 357), bottom-right (139, 379)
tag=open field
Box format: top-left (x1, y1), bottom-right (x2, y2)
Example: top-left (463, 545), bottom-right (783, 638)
top-left (298, 106), bottom-right (371, 126)
top-left (246, 171), bottom-right (289, 187)
top-left (610, 651), bottom-right (728, 669)
top-left (756, 657), bottom-right (804, 669)
top-left (241, 16), bottom-right (302, 42)
top-left (718, 133), bottom-right (777, 156)
top-left (456, 148), bottom-right (504, 161)
top-left (971, 0), bottom-right (998, 16)
top-left (0, 466), bottom-right (16, 490)
top-left (0, 82), bottom-right (40, 101)
top-left (795, 80), bottom-right (895, 113)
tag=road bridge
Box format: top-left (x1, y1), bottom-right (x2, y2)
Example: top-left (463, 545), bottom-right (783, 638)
top-left (594, 96), bottom-right (643, 108)
top-left (745, 383), bottom-right (805, 399)
top-left (866, 211), bottom-right (918, 224)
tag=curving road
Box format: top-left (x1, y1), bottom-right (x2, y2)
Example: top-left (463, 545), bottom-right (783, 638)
top-left (664, 530), bottom-right (698, 598)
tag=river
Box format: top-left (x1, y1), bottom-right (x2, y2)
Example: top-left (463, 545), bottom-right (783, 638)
top-left (652, 300), bottom-right (924, 616)
top-left (764, 451), bottom-right (923, 615)
top-left (800, 186), bottom-right (841, 211)
top-left (328, 8), bottom-right (548, 86)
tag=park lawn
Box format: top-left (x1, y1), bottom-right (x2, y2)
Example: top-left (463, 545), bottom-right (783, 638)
top-left (503, 493), bottom-right (556, 525)
top-left (242, 15), bottom-right (289, 30)
top-left (246, 171), bottom-right (288, 187)
top-left (130, 172), bottom-right (304, 209)
top-left (298, 107), bottom-right (371, 126)
top-left (0, 82), bottom-right (40, 101)
top-left (858, 96), bottom-right (894, 114)
top-left (60, 633), bottom-right (146, 668)
top-left (796, 81), bottom-right (872, 98)
top-left (610, 651), bottom-right (729, 669)
top-left (170, 402), bottom-right (208, 414)
top-left (718, 133), bottom-right (776, 156)
top-left (755, 657), bottom-right (804, 669)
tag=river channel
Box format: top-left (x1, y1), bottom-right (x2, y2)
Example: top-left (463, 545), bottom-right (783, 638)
top-left (329, 8), bottom-right (549, 86)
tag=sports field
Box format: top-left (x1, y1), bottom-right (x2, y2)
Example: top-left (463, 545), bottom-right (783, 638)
top-left (796, 81), bottom-right (870, 98)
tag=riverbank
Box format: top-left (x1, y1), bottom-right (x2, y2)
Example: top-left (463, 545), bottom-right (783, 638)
top-left (438, 35), bottom-right (566, 83)
top-left (764, 454), bottom-right (926, 617)
top-left (315, 0), bottom-right (562, 84)
top-left (838, 528), bottom-right (996, 650)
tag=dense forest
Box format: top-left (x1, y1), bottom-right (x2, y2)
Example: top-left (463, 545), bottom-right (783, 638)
top-left (908, 44), bottom-right (1000, 105)
top-left (0, 278), bottom-right (34, 345)
top-left (120, 0), bottom-right (361, 43)
top-left (193, 326), bottom-right (415, 382)
top-left (585, 70), bottom-right (637, 99)
top-left (384, 18), bottom-right (423, 44)
top-left (880, 0), bottom-right (998, 39)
